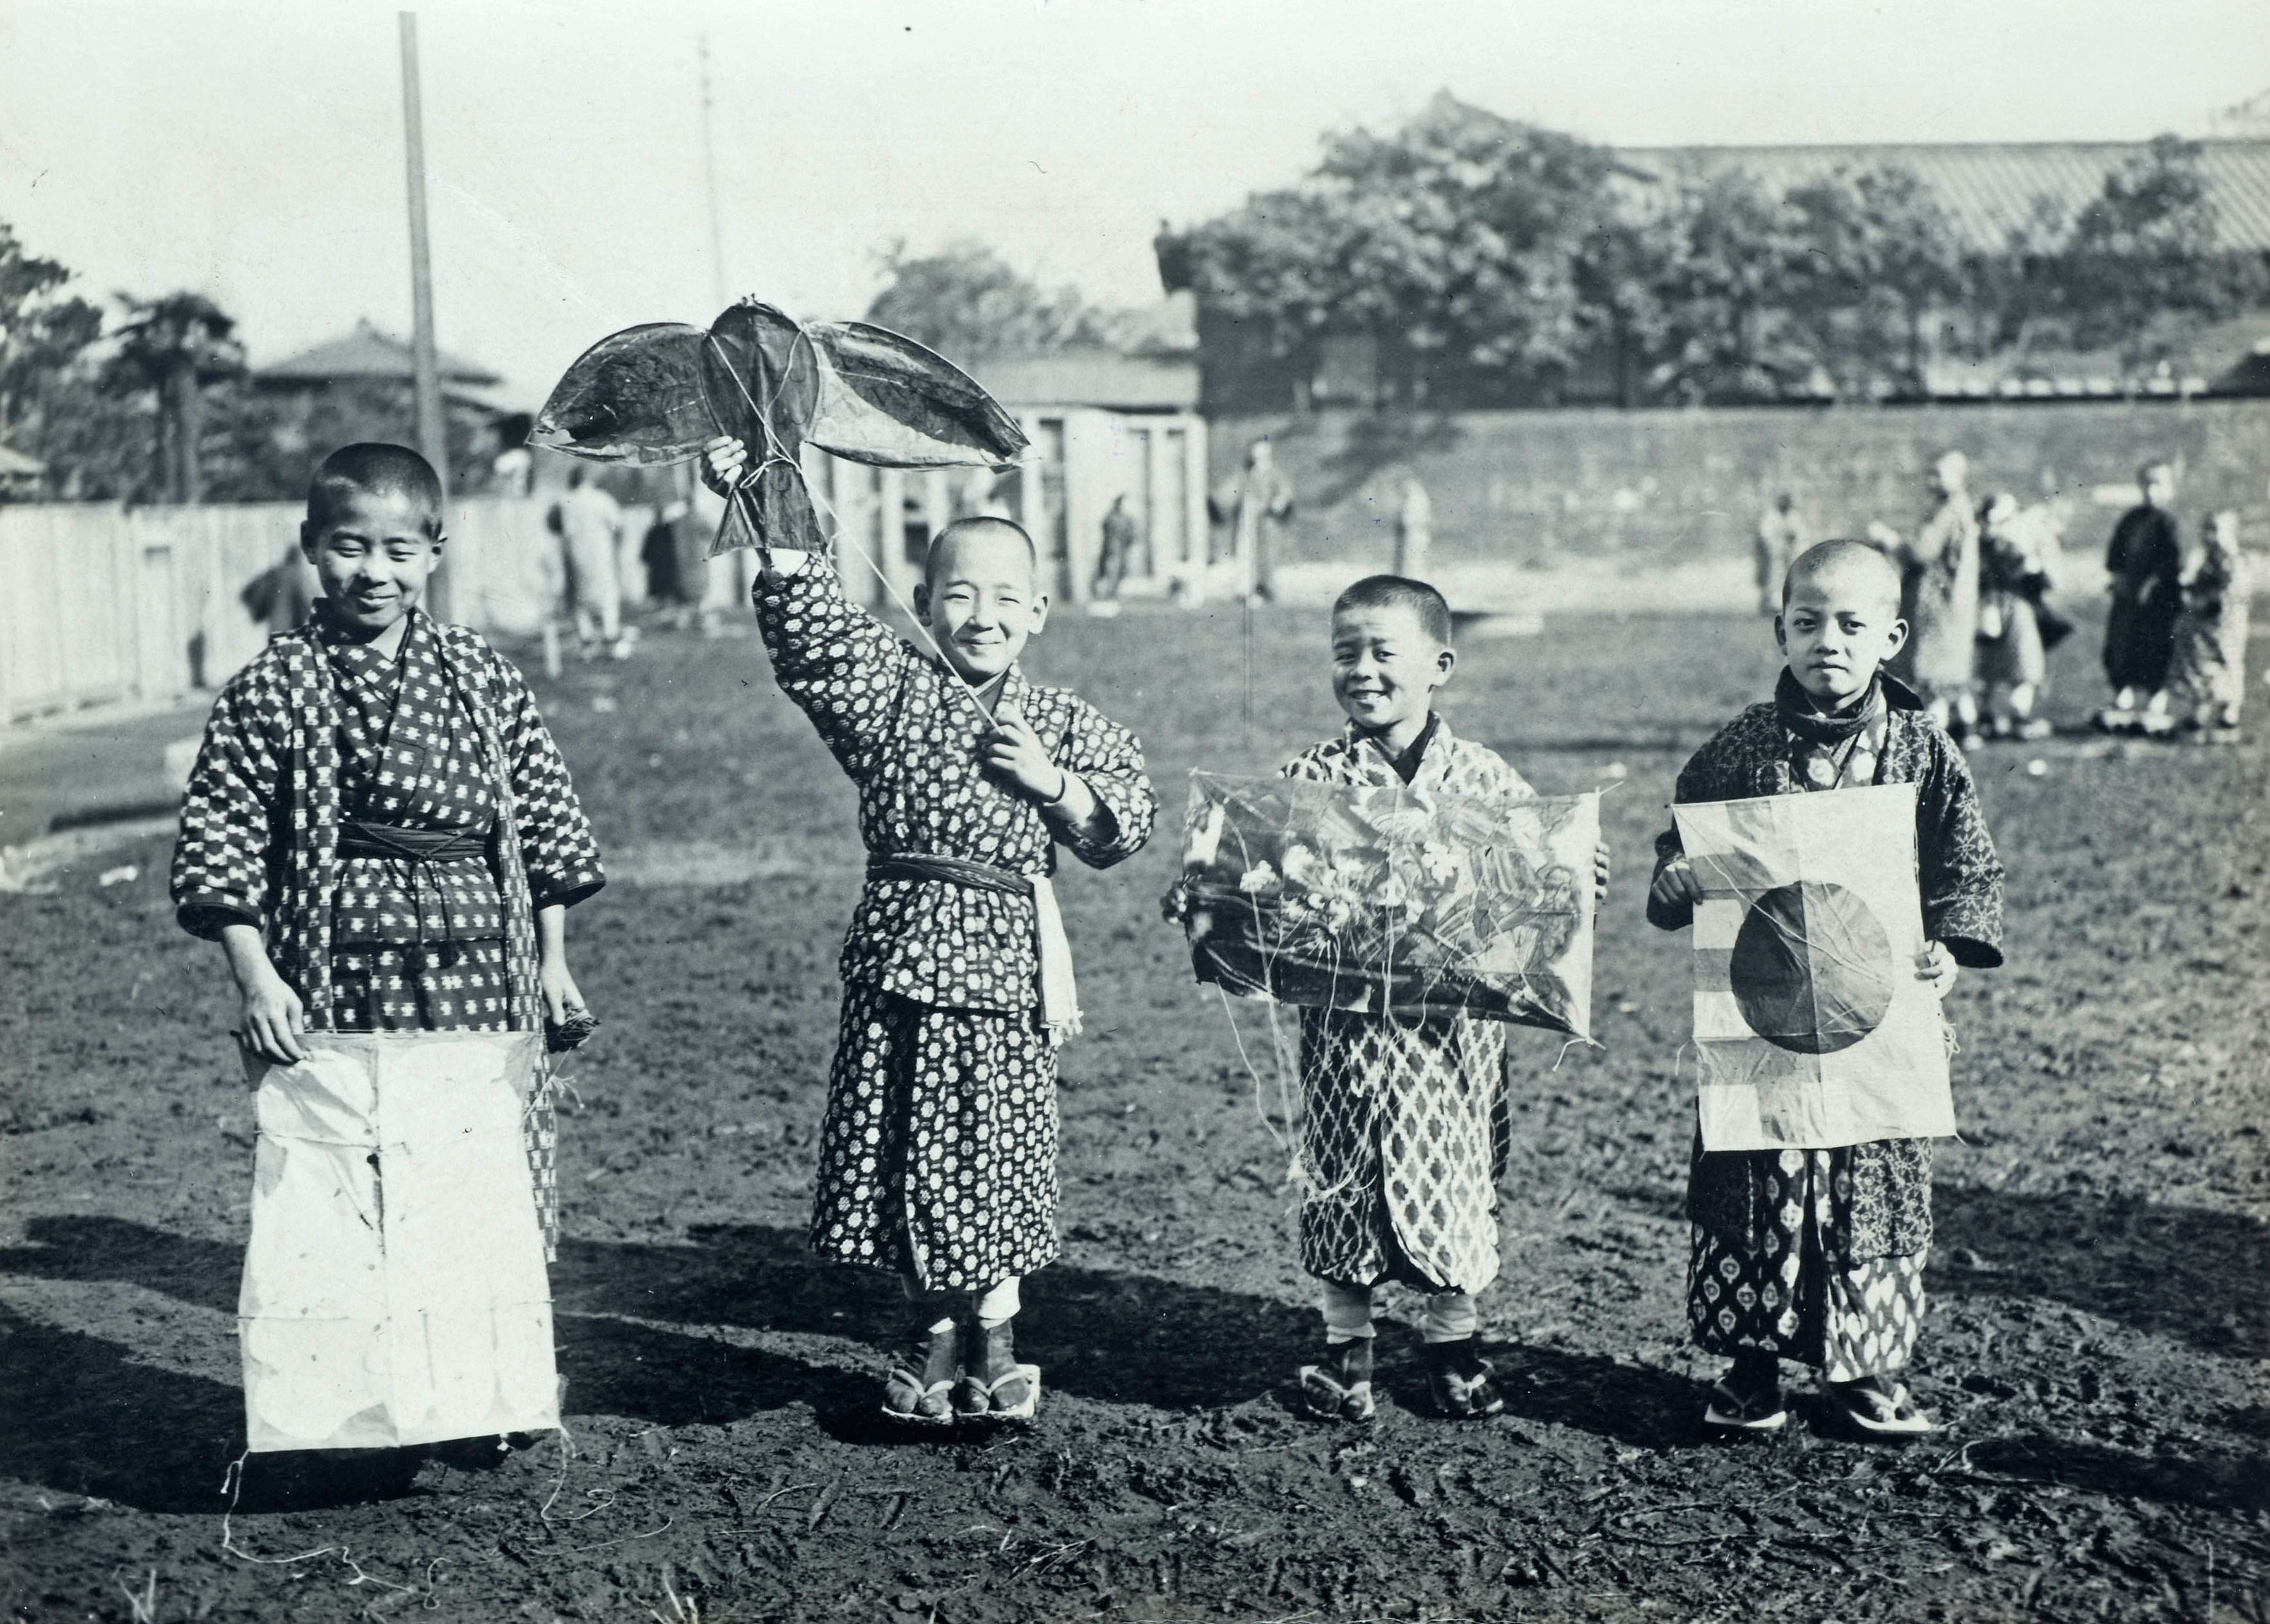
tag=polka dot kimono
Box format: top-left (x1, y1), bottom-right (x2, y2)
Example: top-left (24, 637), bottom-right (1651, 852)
top-left (755, 561), bottom-right (1156, 1290)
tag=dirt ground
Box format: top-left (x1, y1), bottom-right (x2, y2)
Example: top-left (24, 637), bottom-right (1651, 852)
top-left (3, 600), bottom-right (2266, 1624)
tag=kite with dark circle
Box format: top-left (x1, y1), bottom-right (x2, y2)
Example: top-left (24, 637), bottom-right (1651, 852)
top-left (1729, 880), bottom-right (1898, 1056)
top-left (532, 300), bottom-right (1029, 556)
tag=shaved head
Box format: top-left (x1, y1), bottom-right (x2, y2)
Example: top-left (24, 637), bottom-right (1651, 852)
top-left (307, 442), bottom-right (443, 536)
top-left (1784, 539), bottom-right (1904, 617)
top-left (925, 515), bottom-right (1038, 591)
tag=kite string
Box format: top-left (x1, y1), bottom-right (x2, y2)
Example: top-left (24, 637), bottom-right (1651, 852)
top-left (705, 330), bottom-right (998, 731)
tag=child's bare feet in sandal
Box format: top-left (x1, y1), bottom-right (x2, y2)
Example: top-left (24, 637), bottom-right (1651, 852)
top-left (1825, 1373), bottom-right (1933, 1439)
top-left (1703, 1348), bottom-right (1787, 1435)
top-left (955, 1319), bottom-right (1039, 1424)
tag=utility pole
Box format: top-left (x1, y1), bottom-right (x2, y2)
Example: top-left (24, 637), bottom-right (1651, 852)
top-left (400, 10), bottom-right (452, 618)
top-left (700, 33), bottom-right (727, 309)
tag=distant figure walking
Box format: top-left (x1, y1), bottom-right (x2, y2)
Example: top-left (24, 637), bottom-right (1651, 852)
top-left (1092, 493), bottom-right (1137, 611)
top-left (1879, 452), bottom-right (1981, 740)
top-left (642, 498), bottom-right (689, 613)
top-left (555, 467), bottom-right (632, 661)
top-left (1395, 475), bottom-right (1434, 580)
top-left (1974, 493), bottom-right (2066, 741)
top-left (1755, 492), bottom-right (1809, 615)
top-left (2164, 510), bottom-right (2249, 741)
top-left (1210, 439), bottom-right (1295, 603)
top-left (2098, 461), bottom-right (2184, 733)
top-left (241, 540), bottom-right (318, 638)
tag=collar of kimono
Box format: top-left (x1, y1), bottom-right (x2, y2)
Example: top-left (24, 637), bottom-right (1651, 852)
top-left (311, 601), bottom-right (424, 680)
top-left (1774, 666), bottom-right (1920, 745)
top-left (927, 655), bottom-right (1026, 724)
top-left (1343, 710), bottom-right (1450, 783)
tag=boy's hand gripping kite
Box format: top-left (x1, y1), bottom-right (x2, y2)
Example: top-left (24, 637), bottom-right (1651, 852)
top-left (533, 298), bottom-right (1031, 559)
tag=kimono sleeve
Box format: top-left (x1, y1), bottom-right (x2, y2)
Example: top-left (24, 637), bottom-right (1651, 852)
top-left (1916, 734), bottom-right (2004, 968)
top-left (1053, 697), bottom-right (1156, 870)
top-left (1278, 742), bottom-right (1339, 784)
top-left (752, 559), bottom-right (914, 782)
top-left (498, 660), bottom-right (606, 910)
top-left (170, 676), bottom-right (286, 940)
top-left (1645, 725), bottom-right (1747, 934)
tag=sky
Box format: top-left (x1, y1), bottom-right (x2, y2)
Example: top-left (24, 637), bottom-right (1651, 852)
top-left (3, 0), bottom-right (2267, 404)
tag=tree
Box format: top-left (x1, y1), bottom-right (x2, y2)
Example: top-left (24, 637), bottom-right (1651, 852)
top-left (0, 221), bottom-right (106, 476)
top-left (105, 292), bottom-right (246, 502)
top-left (1573, 163), bottom-right (1819, 406)
top-left (1782, 166), bottom-right (1966, 398)
top-left (2056, 134), bottom-right (2267, 385)
top-left (1160, 93), bottom-right (1619, 403)
top-left (1956, 192), bottom-right (2073, 363)
top-left (864, 240), bottom-right (1114, 360)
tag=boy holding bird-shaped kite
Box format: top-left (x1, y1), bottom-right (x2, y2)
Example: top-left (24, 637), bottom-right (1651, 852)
top-left (537, 295), bottom-right (1157, 1428)
top-left (701, 434), bottom-right (1157, 1428)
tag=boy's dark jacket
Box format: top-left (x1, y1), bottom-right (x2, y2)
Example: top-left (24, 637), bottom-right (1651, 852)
top-left (1647, 669), bottom-right (2004, 968)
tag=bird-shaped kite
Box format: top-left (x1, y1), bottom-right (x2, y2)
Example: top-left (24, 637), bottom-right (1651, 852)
top-left (532, 299), bottom-right (1029, 557)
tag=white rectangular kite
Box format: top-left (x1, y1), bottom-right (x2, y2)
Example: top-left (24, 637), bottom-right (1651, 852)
top-left (239, 1031), bottom-right (558, 1453)
top-left (1673, 783), bottom-right (1954, 1152)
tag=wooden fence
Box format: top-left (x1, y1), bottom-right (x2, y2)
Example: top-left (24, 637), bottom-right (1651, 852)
top-left (0, 497), bottom-right (592, 724)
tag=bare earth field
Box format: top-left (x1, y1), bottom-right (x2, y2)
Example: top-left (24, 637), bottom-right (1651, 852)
top-left (2, 601), bottom-right (2266, 1624)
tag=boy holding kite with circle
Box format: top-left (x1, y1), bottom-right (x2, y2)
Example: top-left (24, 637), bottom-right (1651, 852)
top-left (1647, 540), bottom-right (2004, 1439)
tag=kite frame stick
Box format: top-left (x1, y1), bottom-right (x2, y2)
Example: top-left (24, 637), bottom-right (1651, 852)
top-left (705, 329), bottom-right (1001, 728)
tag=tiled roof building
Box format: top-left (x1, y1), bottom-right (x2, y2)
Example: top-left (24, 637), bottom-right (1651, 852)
top-left (1621, 140), bottom-right (2270, 255)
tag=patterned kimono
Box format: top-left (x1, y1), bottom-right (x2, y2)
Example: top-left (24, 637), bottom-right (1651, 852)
top-left (1648, 671), bottom-right (2003, 1380)
top-left (753, 562), bottom-right (1156, 1292)
top-left (1892, 496), bottom-right (1981, 704)
top-left (1284, 715), bottom-right (1536, 1295)
top-left (171, 606), bottom-right (604, 1253)
top-left (2166, 529), bottom-right (2249, 728)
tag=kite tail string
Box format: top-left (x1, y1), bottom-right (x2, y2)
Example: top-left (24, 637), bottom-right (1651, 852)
top-left (705, 332), bottom-right (997, 730)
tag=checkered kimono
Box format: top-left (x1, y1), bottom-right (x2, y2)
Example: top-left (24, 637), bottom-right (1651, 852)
top-left (1283, 716), bottom-right (1537, 1295)
top-left (1648, 671), bottom-right (2002, 1378)
top-left (171, 606), bottom-right (603, 1256)
top-left (755, 561), bottom-right (1156, 1290)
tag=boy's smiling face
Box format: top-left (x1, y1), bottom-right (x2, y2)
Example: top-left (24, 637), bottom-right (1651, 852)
top-left (300, 485), bottom-right (445, 641)
top-left (915, 522), bottom-right (1048, 683)
top-left (1331, 602), bottom-right (1454, 739)
top-left (1777, 551), bottom-right (1908, 708)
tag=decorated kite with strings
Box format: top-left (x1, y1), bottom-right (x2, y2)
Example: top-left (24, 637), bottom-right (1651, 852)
top-left (1173, 773), bottom-right (1598, 1039)
top-left (533, 299), bottom-right (1029, 557)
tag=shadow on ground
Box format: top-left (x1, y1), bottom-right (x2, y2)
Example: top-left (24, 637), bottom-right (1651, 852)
top-left (1930, 1186), bottom-right (2270, 1356)
top-left (0, 1303), bottom-right (243, 1514)
top-left (6, 1200), bottom-right (2262, 1506)
top-left (1965, 1432), bottom-right (2270, 1515)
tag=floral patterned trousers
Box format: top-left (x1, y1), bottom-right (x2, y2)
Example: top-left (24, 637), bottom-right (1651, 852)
top-left (1688, 1147), bottom-right (1927, 1381)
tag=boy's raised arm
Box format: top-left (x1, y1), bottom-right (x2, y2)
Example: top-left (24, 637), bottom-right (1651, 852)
top-left (753, 554), bottom-right (916, 782)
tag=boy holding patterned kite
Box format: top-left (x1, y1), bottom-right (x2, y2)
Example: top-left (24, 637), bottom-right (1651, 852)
top-left (1247, 576), bottom-right (1608, 1424)
top-left (1647, 539), bottom-right (2003, 1439)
